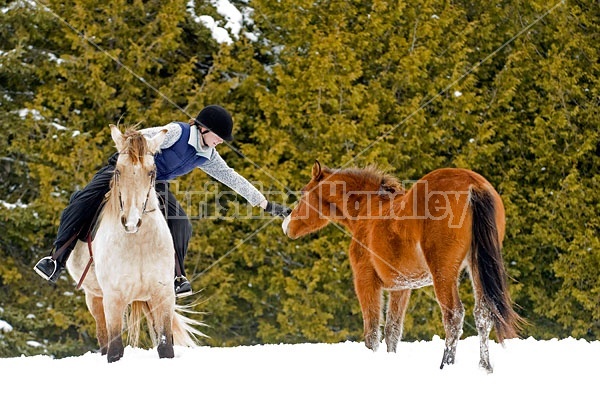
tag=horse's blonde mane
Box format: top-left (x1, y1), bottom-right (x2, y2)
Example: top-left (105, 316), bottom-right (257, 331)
top-left (119, 123), bottom-right (148, 165)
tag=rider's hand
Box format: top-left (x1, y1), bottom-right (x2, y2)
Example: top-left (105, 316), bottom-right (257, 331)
top-left (265, 202), bottom-right (292, 218)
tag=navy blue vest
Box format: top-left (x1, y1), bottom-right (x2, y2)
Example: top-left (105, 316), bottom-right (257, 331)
top-left (155, 122), bottom-right (210, 181)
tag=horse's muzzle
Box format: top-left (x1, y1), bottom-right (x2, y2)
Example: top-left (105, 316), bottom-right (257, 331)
top-left (121, 215), bottom-right (142, 233)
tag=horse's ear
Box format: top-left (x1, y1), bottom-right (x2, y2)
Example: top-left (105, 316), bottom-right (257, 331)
top-left (110, 124), bottom-right (125, 152)
top-left (147, 129), bottom-right (167, 154)
top-left (312, 160), bottom-right (324, 181)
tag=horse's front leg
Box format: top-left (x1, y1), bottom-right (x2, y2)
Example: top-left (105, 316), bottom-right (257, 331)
top-left (157, 321), bottom-right (174, 359)
top-left (103, 294), bottom-right (127, 363)
top-left (149, 296), bottom-right (175, 359)
top-left (85, 293), bottom-right (108, 355)
top-left (351, 258), bottom-right (383, 351)
top-left (384, 289), bottom-right (411, 353)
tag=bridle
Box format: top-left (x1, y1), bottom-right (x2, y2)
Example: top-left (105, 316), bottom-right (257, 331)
top-left (113, 157), bottom-right (157, 215)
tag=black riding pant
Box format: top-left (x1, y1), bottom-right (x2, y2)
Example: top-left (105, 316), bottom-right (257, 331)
top-left (54, 153), bottom-right (192, 277)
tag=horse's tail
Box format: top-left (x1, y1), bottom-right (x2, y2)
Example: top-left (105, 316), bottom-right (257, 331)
top-left (128, 301), bottom-right (154, 347)
top-left (172, 304), bottom-right (207, 347)
top-left (470, 187), bottom-right (522, 342)
top-left (128, 302), bottom-right (205, 347)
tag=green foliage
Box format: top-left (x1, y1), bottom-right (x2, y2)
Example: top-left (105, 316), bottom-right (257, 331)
top-left (1, 0), bottom-right (598, 358)
top-left (0, 0), bottom-right (217, 357)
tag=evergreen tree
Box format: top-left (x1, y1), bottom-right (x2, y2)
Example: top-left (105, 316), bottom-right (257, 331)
top-left (193, 0), bottom-right (599, 344)
top-left (1, 0), bottom-right (218, 356)
top-left (1, 0), bottom-right (598, 357)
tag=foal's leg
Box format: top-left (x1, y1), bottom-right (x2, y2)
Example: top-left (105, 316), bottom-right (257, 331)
top-left (474, 298), bottom-right (494, 373)
top-left (469, 265), bottom-right (494, 372)
top-left (432, 275), bottom-right (464, 369)
top-left (85, 293), bottom-right (108, 355)
top-left (384, 289), bottom-right (411, 353)
top-left (103, 295), bottom-right (127, 363)
top-left (352, 264), bottom-right (383, 351)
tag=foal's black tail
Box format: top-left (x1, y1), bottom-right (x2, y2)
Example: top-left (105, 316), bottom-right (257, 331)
top-left (470, 188), bottom-right (522, 342)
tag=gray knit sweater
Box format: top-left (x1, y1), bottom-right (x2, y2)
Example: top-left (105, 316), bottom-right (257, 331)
top-left (140, 123), bottom-right (266, 207)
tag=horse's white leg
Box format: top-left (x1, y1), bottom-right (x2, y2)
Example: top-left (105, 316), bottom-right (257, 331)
top-left (157, 312), bottom-right (174, 359)
top-left (103, 294), bottom-right (127, 363)
top-left (148, 296), bottom-right (175, 359)
top-left (85, 293), bottom-right (108, 355)
top-left (384, 289), bottom-right (411, 353)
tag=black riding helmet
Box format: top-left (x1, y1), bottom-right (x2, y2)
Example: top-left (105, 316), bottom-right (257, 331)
top-left (194, 105), bottom-right (234, 141)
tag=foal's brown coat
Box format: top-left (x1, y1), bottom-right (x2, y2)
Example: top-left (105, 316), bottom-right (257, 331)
top-left (284, 161), bottom-right (521, 372)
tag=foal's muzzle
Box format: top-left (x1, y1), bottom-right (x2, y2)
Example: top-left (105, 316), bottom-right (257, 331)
top-left (282, 214), bottom-right (291, 236)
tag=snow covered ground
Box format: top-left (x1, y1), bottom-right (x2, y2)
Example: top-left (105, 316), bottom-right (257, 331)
top-left (1, 336), bottom-right (596, 398)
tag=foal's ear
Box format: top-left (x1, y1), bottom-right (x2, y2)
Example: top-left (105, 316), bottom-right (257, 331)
top-left (147, 129), bottom-right (168, 154)
top-left (110, 124), bottom-right (125, 152)
top-left (379, 182), bottom-right (397, 196)
top-left (312, 160), bottom-right (324, 180)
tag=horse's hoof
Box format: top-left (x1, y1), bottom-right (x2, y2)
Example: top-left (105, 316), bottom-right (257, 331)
top-left (158, 344), bottom-right (174, 359)
top-left (107, 354), bottom-right (122, 363)
top-left (107, 346), bottom-right (124, 363)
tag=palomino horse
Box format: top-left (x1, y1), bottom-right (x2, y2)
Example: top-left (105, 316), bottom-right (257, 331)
top-left (67, 125), bottom-right (201, 362)
top-left (283, 161), bottom-right (521, 372)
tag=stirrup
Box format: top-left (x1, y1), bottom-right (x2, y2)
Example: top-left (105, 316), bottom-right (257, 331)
top-left (34, 256), bottom-right (60, 283)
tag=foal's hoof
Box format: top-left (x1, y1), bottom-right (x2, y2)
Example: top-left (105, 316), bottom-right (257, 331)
top-left (479, 359), bottom-right (494, 373)
top-left (365, 341), bottom-right (379, 352)
top-left (365, 338), bottom-right (379, 352)
top-left (364, 333), bottom-right (380, 352)
top-left (384, 338), bottom-right (398, 353)
top-left (440, 347), bottom-right (456, 369)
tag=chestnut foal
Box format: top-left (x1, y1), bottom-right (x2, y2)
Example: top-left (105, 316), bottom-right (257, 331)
top-left (283, 161), bottom-right (521, 372)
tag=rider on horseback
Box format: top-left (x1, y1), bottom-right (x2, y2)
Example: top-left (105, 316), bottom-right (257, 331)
top-left (34, 105), bottom-right (291, 298)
